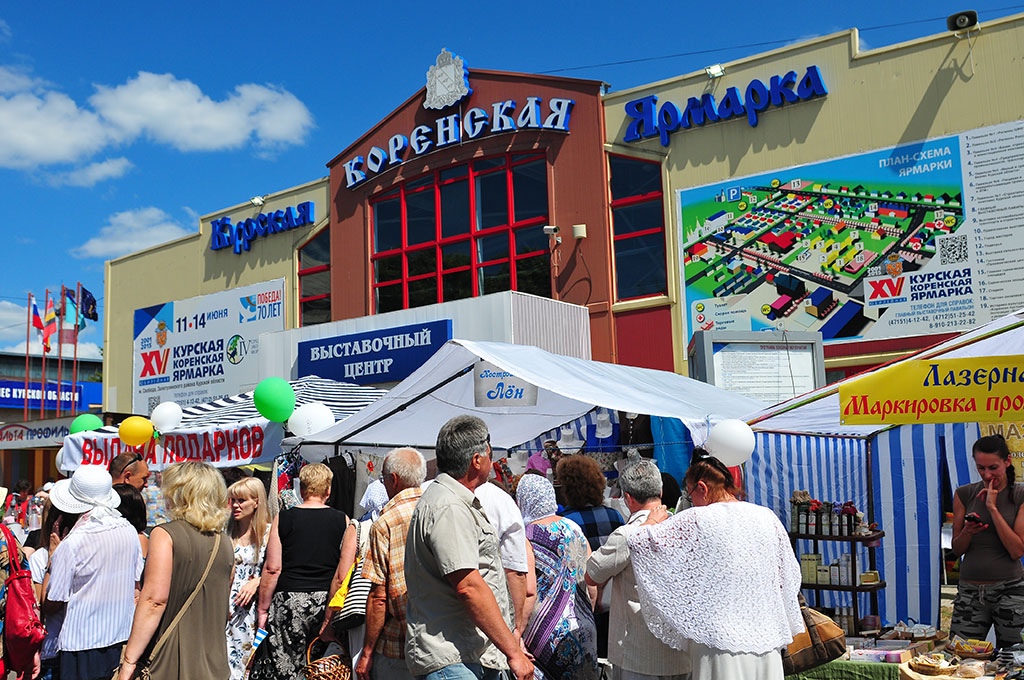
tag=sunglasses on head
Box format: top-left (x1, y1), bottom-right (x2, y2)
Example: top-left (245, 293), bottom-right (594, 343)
top-left (110, 453), bottom-right (143, 474)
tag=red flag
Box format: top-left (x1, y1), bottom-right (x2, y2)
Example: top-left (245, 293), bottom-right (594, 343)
top-left (42, 297), bottom-right (57, 353)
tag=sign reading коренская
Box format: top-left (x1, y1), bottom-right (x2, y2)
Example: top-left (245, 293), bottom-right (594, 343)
top-left (840, 355), bottom-right (1024, 425)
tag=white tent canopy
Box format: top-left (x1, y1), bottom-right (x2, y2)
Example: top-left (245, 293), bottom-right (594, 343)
top-left (288, 339), bottom-right (765, 453)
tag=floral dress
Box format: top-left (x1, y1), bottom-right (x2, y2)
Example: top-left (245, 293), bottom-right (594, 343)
top-left (524, 518), bottom-right (599, 680)
top-left (226, 529), bottom-right (268, 680)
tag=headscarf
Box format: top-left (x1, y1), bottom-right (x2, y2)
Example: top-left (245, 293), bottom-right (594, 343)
top-left (516, 474), bottom-right (557, 524)
top-left (359, 479), bottom-right (389, 521)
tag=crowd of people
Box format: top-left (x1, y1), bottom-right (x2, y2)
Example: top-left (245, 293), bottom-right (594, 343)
top-left (0, 415), bottom-right (811, 680)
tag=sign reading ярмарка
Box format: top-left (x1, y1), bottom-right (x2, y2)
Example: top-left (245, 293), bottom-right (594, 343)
top-left (132, 279), bottom-right (285, 413)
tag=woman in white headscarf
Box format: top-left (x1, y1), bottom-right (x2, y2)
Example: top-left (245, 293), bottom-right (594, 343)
top-left (45, 465), bottom-right (144, 680)
top-left (628, 453), bottom-right (803, 680)
top-left (516, 473), bottom-right (599, 680)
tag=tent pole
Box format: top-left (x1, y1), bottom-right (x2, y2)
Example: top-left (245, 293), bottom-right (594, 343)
top-left (329, 364), bottom-right (474, 446)
top-left (865, 438), bottom-right (875, 525)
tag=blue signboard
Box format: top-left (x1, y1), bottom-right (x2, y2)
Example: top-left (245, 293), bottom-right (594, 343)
top-left (0, 380), bottom-right (102, 411)
top-left (298, 319), bottom-right (453, 385)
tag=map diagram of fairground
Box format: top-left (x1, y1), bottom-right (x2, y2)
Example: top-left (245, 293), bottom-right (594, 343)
top-left (680, 133), bottom-right (972, 344)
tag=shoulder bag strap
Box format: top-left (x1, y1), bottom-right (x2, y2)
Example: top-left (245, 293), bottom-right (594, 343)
top-left (148, 532), bottom-right (222, 660)
top-left (0, 522), bottom-right (14, 600)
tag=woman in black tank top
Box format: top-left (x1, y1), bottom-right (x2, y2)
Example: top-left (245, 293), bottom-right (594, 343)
top-left (949, 434), bottom-right (1024, 650)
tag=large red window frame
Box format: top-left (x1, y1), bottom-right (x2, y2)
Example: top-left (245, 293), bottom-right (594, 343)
top-left (609, 153), bottom-right (667, 300)
top-left (370, 151), bottom-right (551, 312)
top-left (298, 228), bottom-right (330, 326)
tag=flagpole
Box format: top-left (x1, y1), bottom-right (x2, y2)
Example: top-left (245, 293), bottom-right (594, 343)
top-left (40, 289), bottom-right (48, 419)
top-left (57, 285), bottom-right (65, 418)
top-left (72, 282), bottom-right (81, 416)
top-left (23, 293), bottom-right (31, 420)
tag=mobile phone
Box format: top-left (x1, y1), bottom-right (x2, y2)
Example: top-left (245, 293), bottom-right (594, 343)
top-left (965, 512), bottom-right (983, 524)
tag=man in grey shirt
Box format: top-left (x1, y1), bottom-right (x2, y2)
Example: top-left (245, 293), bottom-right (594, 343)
top-left (404, 415), bottom-right (534, 680)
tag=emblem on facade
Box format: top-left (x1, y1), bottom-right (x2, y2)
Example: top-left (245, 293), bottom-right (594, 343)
top-left (885, 253), bottom-right (903, 278)
top-left (424, 48), bottom-right (471, 110)
top-left (155, 320), bottom-right (168, 347)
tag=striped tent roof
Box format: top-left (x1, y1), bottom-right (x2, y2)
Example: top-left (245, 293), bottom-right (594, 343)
top-left (94, 376), bottom-right (387, 434)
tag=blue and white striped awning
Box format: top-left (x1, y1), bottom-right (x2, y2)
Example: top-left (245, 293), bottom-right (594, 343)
top-left (174, 375), bottom-right (387, 428)
top-left (81, 376), bottom-right (386, 433)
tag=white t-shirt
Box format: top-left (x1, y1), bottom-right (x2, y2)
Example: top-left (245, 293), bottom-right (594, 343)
top-left (475, 481), bottom-right (528, 572)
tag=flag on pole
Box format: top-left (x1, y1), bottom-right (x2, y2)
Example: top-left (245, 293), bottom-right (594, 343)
top-left (30, 295), bottom-right (44, 331)
top-left (63, 289), bottom-right (86, 330)
top-left (79, 287), bottom-right (99, 321)
top-left (42, 296), bottom-right (57, 353)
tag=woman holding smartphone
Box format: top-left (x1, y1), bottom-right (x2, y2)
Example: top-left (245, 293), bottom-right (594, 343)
top-left (950, 434), bottom-right (1024, 649)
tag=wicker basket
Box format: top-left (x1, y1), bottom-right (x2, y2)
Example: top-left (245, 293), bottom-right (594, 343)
top-left (303, 637), bottom-right (352, 680)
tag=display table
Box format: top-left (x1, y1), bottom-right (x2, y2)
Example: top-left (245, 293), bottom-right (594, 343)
top-left (786, 659), bottom-right (900, 680)
top-left (897, 660), bottom-right (994, 679)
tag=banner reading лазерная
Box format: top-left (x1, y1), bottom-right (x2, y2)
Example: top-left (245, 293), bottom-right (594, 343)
top-left (840, 355), bottom-right (1024, 425)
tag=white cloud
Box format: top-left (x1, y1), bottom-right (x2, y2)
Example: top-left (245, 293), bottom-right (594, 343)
top-left (0, 20), bottom-right (11, 43)
top-left (0, 90), bottom-right (112, 168)
top-left (3, 339), bottom-right (102, 360)
top-left (0, 68), bottom-right (313, 170)
top-left (0, 299), bottom-right (30, 344)
top-left (0, 65), bottom-right (44, 94)
top-left (70, 206), bottom-right (193, 259)
top-left (49, 157), bottom-right (133, 187)
top-left (90, 72), bottom-right (314, 152)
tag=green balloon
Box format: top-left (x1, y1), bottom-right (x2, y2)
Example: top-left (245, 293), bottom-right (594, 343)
top-left (70, 413), bottom-right (104, 434)
top-left (253, 377), bottom-right (296, 423)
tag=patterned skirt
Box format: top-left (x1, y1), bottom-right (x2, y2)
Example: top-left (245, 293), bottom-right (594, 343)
top-left (250, 590), bottom-right (328, 680)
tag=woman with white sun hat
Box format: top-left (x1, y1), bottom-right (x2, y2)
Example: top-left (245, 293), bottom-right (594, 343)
top-left (44, 464), bottom-right (143, 680)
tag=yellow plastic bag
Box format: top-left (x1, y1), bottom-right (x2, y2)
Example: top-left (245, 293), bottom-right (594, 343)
top-left (328, 562), bottom-right (355, 608)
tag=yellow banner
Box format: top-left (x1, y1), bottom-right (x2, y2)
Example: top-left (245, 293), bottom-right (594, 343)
top-left (839, 355), bottom-right (1024, 425)
top-left (978, 422), bottom-right (1024, 481)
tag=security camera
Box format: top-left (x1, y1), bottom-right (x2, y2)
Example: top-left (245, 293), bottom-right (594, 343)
top-left (249, 196), bottom-right (265, 207)
top-left (947, 10), bottom-right (979, 32)
top-left (542, 225), bottom-right (559, 235)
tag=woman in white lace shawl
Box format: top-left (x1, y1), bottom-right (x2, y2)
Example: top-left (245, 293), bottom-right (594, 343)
top-left (627, 453), bottom-right (803, 680)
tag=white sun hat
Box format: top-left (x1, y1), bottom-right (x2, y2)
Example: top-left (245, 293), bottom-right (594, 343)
top-left (49, 465), bottom-right (121, 515)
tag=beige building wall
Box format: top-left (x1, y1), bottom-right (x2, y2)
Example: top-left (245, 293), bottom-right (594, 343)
top-left (103, 178), bottom-right (329, 413)
top-left (603, 13), bottom-right (1024, 369)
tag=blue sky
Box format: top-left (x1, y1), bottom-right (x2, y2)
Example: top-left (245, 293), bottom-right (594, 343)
top-left (0, 1), bottom-right (1019, 360)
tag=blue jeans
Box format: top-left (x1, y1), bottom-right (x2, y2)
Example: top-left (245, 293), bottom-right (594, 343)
top-left (420, 663), bottom-right (504, 680)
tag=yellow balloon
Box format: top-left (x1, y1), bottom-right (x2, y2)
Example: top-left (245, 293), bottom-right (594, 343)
top-left (119, 416), bottom-right (154, 447)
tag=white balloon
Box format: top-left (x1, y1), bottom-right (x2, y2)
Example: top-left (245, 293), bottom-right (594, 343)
top-left (288, 402), bottom-right (336, 437)
top-left (704, 419), bottom-right (756, 467)
top-left (150, 401), bottom-right (184, 433)
top-left (55, 446), bottom-right (68, 474)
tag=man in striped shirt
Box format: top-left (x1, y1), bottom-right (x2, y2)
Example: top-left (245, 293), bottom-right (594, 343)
top-left (355, 447), bottom-right (426, 680)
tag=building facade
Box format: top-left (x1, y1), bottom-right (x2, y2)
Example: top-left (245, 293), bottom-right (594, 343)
top-left (104, 15), bottom-right (1024, 416)
top-left (604, 14), bottom-right (1024, 377)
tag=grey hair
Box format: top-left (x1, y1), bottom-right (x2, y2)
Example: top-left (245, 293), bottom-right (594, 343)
top-left (619, 459), bottom-right (663, 503)
top-left (382, 447), bottom-right (427, 488)
top-left (436, 415), bottom-right (489, 478)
